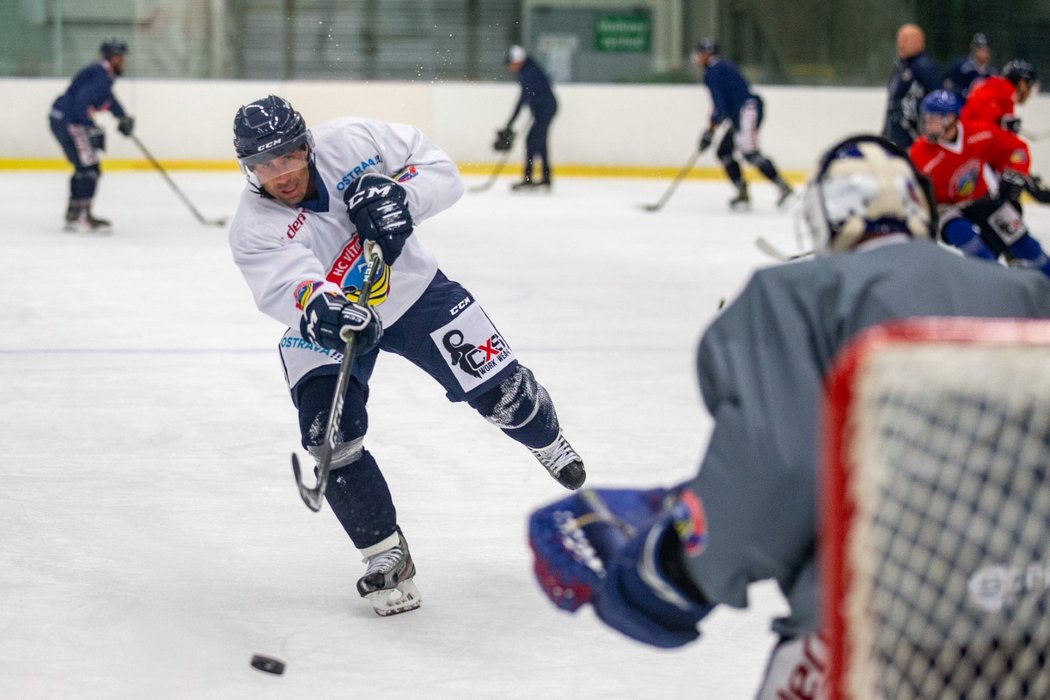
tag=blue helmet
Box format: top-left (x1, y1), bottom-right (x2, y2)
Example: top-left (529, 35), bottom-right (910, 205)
top-left (232, 95), bottom-right (311, 167)
top-left (920, 90), bottom-right (962, 117)
top-left (100, 38), bottom-right (128, 59)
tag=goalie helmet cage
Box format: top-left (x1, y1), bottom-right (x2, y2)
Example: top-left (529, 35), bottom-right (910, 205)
top-left (821, 318), bottom-right (1050, 700)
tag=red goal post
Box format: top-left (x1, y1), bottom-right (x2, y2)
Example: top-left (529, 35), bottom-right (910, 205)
top-left (822, 318), bottom-right (1050, 700)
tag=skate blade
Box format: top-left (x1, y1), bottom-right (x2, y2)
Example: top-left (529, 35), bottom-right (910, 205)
top-left (63, 222), bottom-right (113, 235)
top-left (366, 579), bottom-right (421, 616)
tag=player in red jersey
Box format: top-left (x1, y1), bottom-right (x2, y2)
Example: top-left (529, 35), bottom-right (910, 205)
top-left (910, 89), bottom-right (1050, 276)
top-left (961, 60), bottom-right (1037, 134)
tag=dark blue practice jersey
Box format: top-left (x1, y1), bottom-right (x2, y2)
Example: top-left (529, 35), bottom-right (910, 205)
top-left (51, 62), bottom-right (126, 125)
top-left (509, 58), bottom-right (557, 123)
top-left (702, 57), bottom-right (755, 128)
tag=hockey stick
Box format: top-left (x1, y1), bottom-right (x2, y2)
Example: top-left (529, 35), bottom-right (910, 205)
top-left (1021, 128), bottom-right (1050, 142)
top-left (754, 236), bottom-right (813, 262)
top-left (291, 242), bottom-right (384, 512)
top-left (130, 134), bottom-right (228, 227)
top-left (469, 117), bottom-right (533, 194)
top-left (468, 152), bottom-right (511, 193)
top-left (639, 150), bottom-right (702, 212)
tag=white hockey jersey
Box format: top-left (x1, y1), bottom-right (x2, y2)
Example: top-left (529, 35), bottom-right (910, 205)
top-left (229, 117), bottom-right (464, 331)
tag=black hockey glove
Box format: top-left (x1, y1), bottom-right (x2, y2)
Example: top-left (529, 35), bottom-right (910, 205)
top-left (117, 116), bottom-right (135, 137)
top-left (345, 173), bottom-right (414, 265)
top-left (1026, 174), bottom-right (1050, 204)
top-left (299, 291), bottom-right (382, 353)
top-left (494, 127), bottom-right (515, 152)
top-left (1000, 114), bottom-right (1021, 134)
top-left (1000, 169), bottom-right (1028, 203)
top-left (698, 129), bottom-right (714, 153)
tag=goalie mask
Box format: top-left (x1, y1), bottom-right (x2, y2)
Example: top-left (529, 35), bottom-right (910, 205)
top-left (233, 95), bottom-right (315, 188)
top-left (797, 135), bottom-right (935, 254)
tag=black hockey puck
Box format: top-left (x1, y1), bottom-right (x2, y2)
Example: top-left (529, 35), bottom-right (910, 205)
top-left (250, 654), bottom-right (285, 675)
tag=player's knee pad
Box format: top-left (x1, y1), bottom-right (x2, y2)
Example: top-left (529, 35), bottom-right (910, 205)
top-left (468, 365), bottom-right (552, 430)
top-left (941, 216), bottom-right (997, 260)
top-left (297, 374), bottom-right (368, 468)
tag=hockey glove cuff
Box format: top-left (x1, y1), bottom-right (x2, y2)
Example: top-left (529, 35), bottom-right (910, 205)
top-left (118, 116), bottom-right (135, 137)
top-left (300, 291), bottom-right (382, 353)
top-left (593, 516), bottom-right (713, 648)
top-left (345, 173), bottom-right (414, 265)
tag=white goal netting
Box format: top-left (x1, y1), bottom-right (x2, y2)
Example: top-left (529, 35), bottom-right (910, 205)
top-left (823, 319), bottom-right (1050, 700)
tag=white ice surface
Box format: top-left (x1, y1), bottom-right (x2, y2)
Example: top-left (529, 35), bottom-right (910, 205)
top-left (5, 170), bottom-right (1044, 699)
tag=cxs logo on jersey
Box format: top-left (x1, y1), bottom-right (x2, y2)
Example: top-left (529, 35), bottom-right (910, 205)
top-left (430, 302), bottom-right (516, 392)
top-left (335, 154), bottom-right (384, 191)
top-left (326, 236), bottom-right (391, 305)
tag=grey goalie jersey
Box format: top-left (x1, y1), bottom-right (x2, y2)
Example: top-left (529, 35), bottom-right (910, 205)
top-left (679, 237), bottom-right (1050, 639)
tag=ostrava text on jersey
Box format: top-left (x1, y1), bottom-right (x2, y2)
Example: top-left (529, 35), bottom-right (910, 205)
top-left (229, 117), bottom-right (464, 333)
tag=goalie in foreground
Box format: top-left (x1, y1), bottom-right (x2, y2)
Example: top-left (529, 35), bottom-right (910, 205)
top-left (527, 134), bottom-right (1050, 697)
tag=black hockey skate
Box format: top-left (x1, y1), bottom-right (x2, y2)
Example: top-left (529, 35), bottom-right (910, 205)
top-left (357, 527), bottom-right (421, 616)
top-left (775, 182), bottom-right (794, 208)
top-left (729, 186), bottom-right (751, 211)
top-left (511, 178), bottom-right (551, 192)
top-left (529, 433), bottom-right (586, 490)
top-left (64, 200), bottom-right (112, 233)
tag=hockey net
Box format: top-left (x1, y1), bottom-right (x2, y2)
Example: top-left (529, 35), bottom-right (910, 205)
top-left (822, 318), bottom-right (1050, 700)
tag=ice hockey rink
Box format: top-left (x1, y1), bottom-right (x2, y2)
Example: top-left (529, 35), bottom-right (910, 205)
top-left (3, 168), bottom-right (1048, 699)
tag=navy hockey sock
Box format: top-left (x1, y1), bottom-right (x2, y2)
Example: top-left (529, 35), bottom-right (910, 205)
top-left (324, 449), bottom-right (398, 550)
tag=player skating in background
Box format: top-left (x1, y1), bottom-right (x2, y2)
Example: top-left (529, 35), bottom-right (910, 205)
top-left (228, 95), bottom-right (585, 616)
top-left (500, 45), bottom-right (558, 191)
top-left (527, 134), bottom-right (1050, 698)
top-left (48, 39), bottom-right (136, 232)
top-left (910, 89), bottom-right (1050, 276)
top-left (942, 32), bottom-right (997, 97)
top-left (961, 59), bottom-right (1038, 134)
top-left (882, 23), bottom-right (940, 149)
top-left (692, 38), bottom-right (793, 211)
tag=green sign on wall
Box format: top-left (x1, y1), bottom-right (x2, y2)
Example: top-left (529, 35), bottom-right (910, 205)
top-left (594, 14), bottom-right (650, 53)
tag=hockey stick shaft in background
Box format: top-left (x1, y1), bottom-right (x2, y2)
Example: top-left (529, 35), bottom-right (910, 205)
top-left (640, 150), bottom-right (702, 212)
top-left (468, 152), bottom-right (511, 193)
top-left (469, 117), bottom-right (533, 194)
top-left (291, 242), bottom-right (384, 512)
top-left (130, 134), bottom-right (227, 227)
top-left (754, 236), bottom-right (813, 261)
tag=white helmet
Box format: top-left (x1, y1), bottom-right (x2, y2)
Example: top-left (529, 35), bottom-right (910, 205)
top-left (798, 135), bottom-right (935, 253)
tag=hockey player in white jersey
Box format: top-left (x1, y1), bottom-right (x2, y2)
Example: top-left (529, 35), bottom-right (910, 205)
top-left (527, 134), bottom-right (1050, 697)
top-left (228, 95), bottom-right (585, 616)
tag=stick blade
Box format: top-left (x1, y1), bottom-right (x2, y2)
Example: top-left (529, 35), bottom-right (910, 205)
top-left (291, 453), bottom-right (324, 512)
top-left (638, 203), bottom-right (662, 212)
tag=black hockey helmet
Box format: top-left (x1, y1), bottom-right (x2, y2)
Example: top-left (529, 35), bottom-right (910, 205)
top-left (1003, 59), bottom-right (1037, 85)
top-left (695, 37), bottom-right (719, 55)
top-left (100, 38), bottom-right (128, 59)
top-left (798, 135), bottom-right (936, 254)
top-left (233, 95), bottom-right (312, 167)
